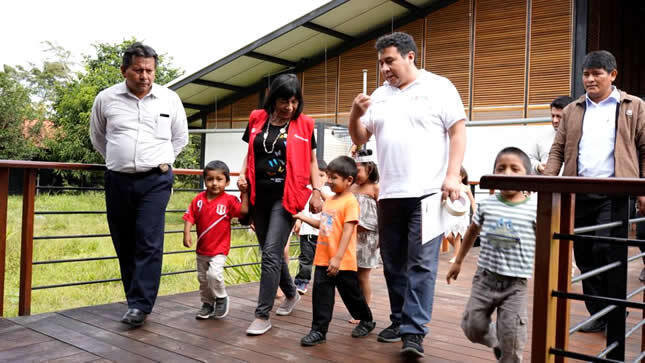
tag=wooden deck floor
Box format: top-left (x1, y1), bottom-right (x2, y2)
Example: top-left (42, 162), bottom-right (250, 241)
top-left (2, 248), bottom-right (643, 362)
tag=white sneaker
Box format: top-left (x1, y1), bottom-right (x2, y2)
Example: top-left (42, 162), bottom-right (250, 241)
top-left (276, 293), bottom-right (301, 316)
top-left (246, 318), bottom-right (272, 335)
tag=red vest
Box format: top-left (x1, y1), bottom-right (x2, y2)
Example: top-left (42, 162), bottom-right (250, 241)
top-left (245, 109), bottom-right (314, 214)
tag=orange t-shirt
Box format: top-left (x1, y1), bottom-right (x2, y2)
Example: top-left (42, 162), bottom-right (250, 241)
top-left (313, 192), bottom-right (359, 271)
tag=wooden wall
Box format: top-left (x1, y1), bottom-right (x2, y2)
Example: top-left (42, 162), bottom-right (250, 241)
top-left (209, 0), bottom-right (573, 126)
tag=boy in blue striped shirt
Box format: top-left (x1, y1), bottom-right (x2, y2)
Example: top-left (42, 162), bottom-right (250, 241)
top-left (447, 147), bottom-right (537, 363)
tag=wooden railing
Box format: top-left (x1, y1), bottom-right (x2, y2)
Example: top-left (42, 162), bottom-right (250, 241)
top-left (0, 160), bottom-right (204, 317)
top-left (480, 175), bottom-right (645, 363)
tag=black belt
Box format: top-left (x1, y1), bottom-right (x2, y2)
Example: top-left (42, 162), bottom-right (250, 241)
top-left (110, 164), bottom-right (171, 177)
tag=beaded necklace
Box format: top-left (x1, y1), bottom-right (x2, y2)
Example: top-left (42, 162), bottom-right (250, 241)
top-left (263, 117), bottom-right (290, 154)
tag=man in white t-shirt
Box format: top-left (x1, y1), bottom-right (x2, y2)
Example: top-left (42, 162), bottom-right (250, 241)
top-left (349, 32), bottom-right (466, 357)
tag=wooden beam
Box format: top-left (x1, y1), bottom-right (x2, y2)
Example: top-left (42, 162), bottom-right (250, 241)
top-left (554, 193), bottom-right (574, 363)
top-left (19, 168), bottom-right (36, 316)
top-left (191, 79), bottom-right (245, 92)
top-left (390, 0), bottom-right (422, 14)
top-left (0, 168), bottom-right (8, 316)
top-left (302, 22), bottom-right (354, 41)
top-left (183, 103), bottom-right (208, 111)
top-left (531, 191), bottom-right (562, 363)
top-left (246, 52), bottom-right (297, 67)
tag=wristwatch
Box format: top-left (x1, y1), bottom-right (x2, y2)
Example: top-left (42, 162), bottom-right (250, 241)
top-left (159, 164), bottom-right (170, 173)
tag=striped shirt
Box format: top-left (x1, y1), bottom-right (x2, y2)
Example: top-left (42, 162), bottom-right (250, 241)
top-left (473, 193), bottom-right (537, 278)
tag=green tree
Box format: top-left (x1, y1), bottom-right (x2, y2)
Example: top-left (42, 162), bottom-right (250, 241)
top-left (14, 41), bottom-right (75, 119)
top-left (0, 67), bottom-right (38, 160)
top-left (45, 39), bottom-right (197, 184)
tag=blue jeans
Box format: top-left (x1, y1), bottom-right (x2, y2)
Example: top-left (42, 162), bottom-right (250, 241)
top-left (378, 197), bottom-right (442, 336)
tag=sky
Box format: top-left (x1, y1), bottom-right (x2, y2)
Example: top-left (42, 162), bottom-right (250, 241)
top-left (1, 0), bottom-right (330, 77)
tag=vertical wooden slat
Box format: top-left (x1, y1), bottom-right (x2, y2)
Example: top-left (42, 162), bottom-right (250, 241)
top-left (19, 168), bottom-right (36, 316)
top-left (425, 0), bottom-right (471, 108)
top-left (0, 168), bottom-right (8, 316)
top-left (472, 0), bottom-right (527, 120)
top-left (554, 192), bottom-right (574, 363)
top-left (527, 0), bottom-right (573, 116)
top-left (531, 191), bottom-right (561, 363)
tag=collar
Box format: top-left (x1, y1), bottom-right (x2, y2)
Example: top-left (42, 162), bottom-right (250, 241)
top-left (383, 68), bottom-right (425, 91)
top-left (585, 86), bottom-right (620, 107)
top-left (116, 81), bottom-right (159, 99)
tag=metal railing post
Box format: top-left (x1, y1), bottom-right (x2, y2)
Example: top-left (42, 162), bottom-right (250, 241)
top-left (0, 167), bottom-right (9, 316)
top-left (554, 192), bottom-right (574, 363)
top-left (18, 168), bottom-right (36, 316)
top-left (532, 191), bottom-right (562, 363)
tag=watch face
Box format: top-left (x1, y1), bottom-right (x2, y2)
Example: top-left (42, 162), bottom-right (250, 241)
top-left (159, 164), bottom-right (169, 173)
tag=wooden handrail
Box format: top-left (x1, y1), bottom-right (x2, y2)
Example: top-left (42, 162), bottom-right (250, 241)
top-left (0, 160), bottom-right (239, 177)
top-left (480, 175), bottom-right (645, 194)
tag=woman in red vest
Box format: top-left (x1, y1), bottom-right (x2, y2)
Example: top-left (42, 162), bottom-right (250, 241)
top-left (238, 74), bottom-right (324, 335)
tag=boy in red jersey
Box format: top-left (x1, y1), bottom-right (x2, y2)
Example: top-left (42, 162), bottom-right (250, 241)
top-left (183, 160), bottom-right (249, 319)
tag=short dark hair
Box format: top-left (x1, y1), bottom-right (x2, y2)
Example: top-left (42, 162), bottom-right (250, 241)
top-left (494, 147), bottom-right (531, 175)
top-left (356, 149), bottom-right (379, 183)
top-left (375, 32), bottom-right (418, 60)
top-left (122, 42), bottom-right (158, 69)
top-left (263, 73), bottom-right (303, 120)
top-left (204, 160), bottom-right (230, 181)
top-left (460, 166), bottom-right (469, 185)
top-left (582, 50), bottom-right (617, 73)
top-left (317, 159), bottom-right (328, 171)
top-left (550, 96), bottom-right (574, 110)
top-left (327, 156), bottom-right (357, 181)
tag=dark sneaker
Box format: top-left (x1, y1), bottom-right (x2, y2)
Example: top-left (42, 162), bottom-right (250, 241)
top-left (121, 308), bottom-right (147, 327)
top-left (295, 281), bottom-right (308, 295)
top-left (493, 346), bottom-right (502, 360)
top-left (377, 322), bottom-right (401, 342)
top-left (401, 334), bottom-right (424, 358)
top-left (301, 330), bottom-right (326, 346)
top-left (212, 296), bottom-right (229, 319)
top-left (195, 303), bottom-right (214, 320)
top-left (351, 320), bottom-right (376, 337)
top-left (578, 318), bottom-right (606, 333)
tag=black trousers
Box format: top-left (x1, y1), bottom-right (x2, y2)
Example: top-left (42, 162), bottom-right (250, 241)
top-left (252, 199), bottom-right (297, 319)
top-left (294, 234), bottom-right (317, 283)
top-left (574, 195), bottom-right (628, 317)
top-left (104, 169), bottom-right (173, 314)
top-left (312, 266), bottom-right (373, 334)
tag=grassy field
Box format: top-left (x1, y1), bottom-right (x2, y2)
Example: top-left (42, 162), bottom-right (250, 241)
top-left (3, 191), bottom-right (300, 317)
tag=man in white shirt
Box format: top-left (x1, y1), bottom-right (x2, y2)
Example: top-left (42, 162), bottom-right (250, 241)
top-left (545, 50), bottom-right (645, 335)
top-left (90, 42), bottom-right (188, 327)
top-left (349, 32), bottom-right (466, 357)
top-left (528, 96), bottom-right (573, 174)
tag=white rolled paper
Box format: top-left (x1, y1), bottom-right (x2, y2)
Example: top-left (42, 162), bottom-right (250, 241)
top-left (362, 69), bottom-right (367, 94)
top-left (443, 191), bottom-right (470, 216)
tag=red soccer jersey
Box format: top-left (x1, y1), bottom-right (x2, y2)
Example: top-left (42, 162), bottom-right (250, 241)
top-left (183, 192), bottom-right (242, 256)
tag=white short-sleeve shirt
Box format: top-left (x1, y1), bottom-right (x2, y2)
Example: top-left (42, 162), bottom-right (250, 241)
top-left (360, 70), bottom-right (466, 199)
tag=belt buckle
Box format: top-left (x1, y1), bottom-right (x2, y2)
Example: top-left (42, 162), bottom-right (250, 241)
top-left (158, 164), bottom-right (169, 174)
